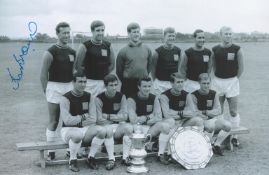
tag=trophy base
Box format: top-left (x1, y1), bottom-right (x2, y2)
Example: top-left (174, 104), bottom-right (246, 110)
top-left (127, 165), bottom-right (149, 173)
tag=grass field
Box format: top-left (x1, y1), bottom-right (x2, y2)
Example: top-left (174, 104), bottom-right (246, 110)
top-left (0, 41), bottom-right (269, 175)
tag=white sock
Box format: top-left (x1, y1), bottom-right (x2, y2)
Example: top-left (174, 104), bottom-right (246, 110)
top-left (104, 137), bottom-right (115, 161)
top-left (230, 114), bottom-right (240, 128)
top-left (158, 133), bottom-right (169, 156)
top-left (46, 128), bottom-right (57, 154)
top-left (88, 137), bottom-right (104, 158)
top-left (123, 135), bottom-right (132, 159)
top-left (69, 139), bottom-right (82, 161)
top-left (214, 130), bottom-right (230, 146)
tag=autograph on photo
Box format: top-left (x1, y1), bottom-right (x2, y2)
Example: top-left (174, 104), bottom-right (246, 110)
top-left (6, 21), bottom-right (37, 90)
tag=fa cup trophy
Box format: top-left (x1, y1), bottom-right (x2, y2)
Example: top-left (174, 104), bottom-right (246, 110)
top-left (127, 123), bottom-right (151, 173)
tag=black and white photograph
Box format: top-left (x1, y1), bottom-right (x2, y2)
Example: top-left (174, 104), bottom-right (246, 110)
top-left (0, 0), bottom-right (268, 174)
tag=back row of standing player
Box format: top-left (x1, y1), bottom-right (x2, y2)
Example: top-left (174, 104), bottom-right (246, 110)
top-left (40, 20), bottom-right (244, 170)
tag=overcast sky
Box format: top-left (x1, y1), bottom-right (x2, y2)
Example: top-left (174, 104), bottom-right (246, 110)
top-left (0, 0), bottom-right (268, 38)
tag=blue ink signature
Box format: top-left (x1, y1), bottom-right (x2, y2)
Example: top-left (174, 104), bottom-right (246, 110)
top-left (6, 22), bottom-right (37, 90)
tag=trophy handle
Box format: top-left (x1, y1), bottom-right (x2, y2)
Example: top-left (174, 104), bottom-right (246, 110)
top-left (144, 134), bottom-right (152, 147)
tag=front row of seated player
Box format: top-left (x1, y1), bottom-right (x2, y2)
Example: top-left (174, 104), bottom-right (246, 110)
top-left (59, 70), bottom-right (231, 172)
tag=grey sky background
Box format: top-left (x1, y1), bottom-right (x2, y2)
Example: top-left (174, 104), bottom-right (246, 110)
top-left (0, 0), bottom-right (268, 38)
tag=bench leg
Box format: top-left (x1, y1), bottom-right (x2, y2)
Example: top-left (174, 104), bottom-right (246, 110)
top-left (39, 150), bottom-right (46, 168)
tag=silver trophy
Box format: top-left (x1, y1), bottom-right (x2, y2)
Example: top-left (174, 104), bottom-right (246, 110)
top-left (127, 124), bottom-right (151, 173)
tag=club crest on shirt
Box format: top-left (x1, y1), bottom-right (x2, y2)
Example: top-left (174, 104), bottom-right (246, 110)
top-left (174, 54), bottom-right (179, 61)
top-left (206, 100), bottom-right (213, 108)
top-left (82, 102), bottom-right (89, 110)
top-left (178, 101), bottom-right (185, 107)
top-left (113, 103), bottom-right (120, 111)
top-left (146, 105), bottom-right (153, 113)
top-left (101, 49), bottom-right (108, 56)
top-left (227, 53), bottom-right (235, 60)
top-left (203, 55), bottom-right (209, 62)
top-left (69, 55), bottom-right (74, 62)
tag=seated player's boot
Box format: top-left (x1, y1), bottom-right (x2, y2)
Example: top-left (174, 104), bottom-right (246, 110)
top-left (47, 152), bottom-right (55, 161)
top-left (121, 157), bottom-right (132, 166)
top-left (167, 154), bottom-right (177, 164)
top-left (106, 160), bottom-right (116, 170)
top-left (157, 154), bottom-right (169, 165)
top-left (69, 159), bottom-right (80, 172)
top-left (231, 137), bottom-right (240, 147)
top-left (87, 157), bottom-right (99, 170)
top-left (212, 145), bottom-right (224, 156)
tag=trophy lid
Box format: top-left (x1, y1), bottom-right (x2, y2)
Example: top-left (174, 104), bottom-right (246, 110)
top-left (169, 126), bottom-right (213, 170)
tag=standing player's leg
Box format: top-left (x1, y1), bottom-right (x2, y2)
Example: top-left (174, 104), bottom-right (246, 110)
top-left (114, 123), bottom-right (133, 166)
top-left (227, 96), bottom-right (240, 146)
top-left (46, 102), bottom-right (60, 160)
top-left (219, 95), bottom-right (226, 114)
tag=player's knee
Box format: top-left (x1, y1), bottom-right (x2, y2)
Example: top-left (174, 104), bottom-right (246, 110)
top-left (124, 124), bottom-right (133, 135)
top-left (161, 122), bottom-right (170, 135)
top-left (193, 117), bottom-right (204, 127)
top-left (204, 123), bottom-right (215, 133)
top-left (222, 121), bottom-right (232, 132)
top-left (69, 131), bottom-right (84, 143)
top-left (97, 127), bottom-right (107, 139)
top-left (164, 118), bottom-right (175, 127)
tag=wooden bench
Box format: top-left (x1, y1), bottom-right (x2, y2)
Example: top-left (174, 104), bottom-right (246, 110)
top-left (16, 141), bottom-right (126, 168)
top-left (16, 126), bottom-right (249, 168)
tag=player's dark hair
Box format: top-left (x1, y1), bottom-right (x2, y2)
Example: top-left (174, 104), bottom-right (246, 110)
top-left (193, 29), bottom-right (204, 38)
top-left (104, 74), bottom-right (118, 86)
top-left (164, 27), bottom-right (175, 36)
top-left (73, 69), bottom-right (86, 82)
top-left (198, 73), bottom-right (211, 82)
top-left (169, 72), bottom-right (186, 83)
top-left (127, 22), bottom-right (140, 33)
top-left (137, 76), bottom-right (151, 86)
top-left (91, 20), bottom-right (105, 31)
top-left (56, 22), bottom-right (70, 34)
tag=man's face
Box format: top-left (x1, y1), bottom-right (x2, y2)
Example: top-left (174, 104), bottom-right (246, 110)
top-left (164, 32), bottom-right (176, 45)
top-left (73, 76), bottom-right (87, 93)
top-left (138, 80), bottom-right (152, 96)
top-left (172, 78), bottom-right (185, 92)
top-left (92, 25), bottom-right (105, 42)
top-left (195, 32), bottom-right (205, 48)
top-left (128, 28), bottom-right (141, 43)
top-left (106, 80), bottom-right (118, 96)
top-left (57, 27), bottom-right (71, 44)
top-left (220, 28), bottom-right (233, 44)
top-left (199, 79), bottom-right (211, 93)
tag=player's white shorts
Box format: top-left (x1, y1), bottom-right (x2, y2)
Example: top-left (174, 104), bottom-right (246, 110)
top-left (211, 76), bottom-right (239, 98)
top-left (184, 79), bottom-right (200, 93)
top-left (61, 126), bottom-right (89, 143)
top-left (46, 81), bottom-right (73, 104)
top-left (153, 79), bottom-right (172, 96)
top-left (85, 79), bottom-right (106, 97)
